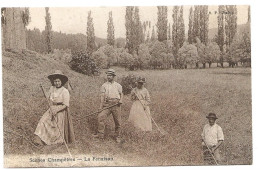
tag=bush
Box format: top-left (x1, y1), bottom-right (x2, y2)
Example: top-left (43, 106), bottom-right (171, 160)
top-left (91, 50), bottom-right (108, 69)
top-left (120, 74), bottom-right (139, 95)
top-left (69, 51), bottom-right (97, 76)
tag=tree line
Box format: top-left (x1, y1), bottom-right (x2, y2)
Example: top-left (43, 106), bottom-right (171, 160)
top-left (25, 6), bottom-right (251, 75)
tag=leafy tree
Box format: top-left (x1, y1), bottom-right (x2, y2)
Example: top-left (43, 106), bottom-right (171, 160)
top-left (149, 40), bottom-right (167, 69)
top-left (86, 11), bottom-right (96, 54)
top-left (45, 7), bottom-right (53, 54)
top-left (138, 43), bottom-right (151, 69)
top-left (151, 26), bottom-right (156, 41)
top-left (69, 51), bottom-right (96, 76)
top-left (178, 43), bottom-right (199, 68)
top-left (98, 45), bottom-right (116, 67)
top-left (196, 38), bottom-right (207, 68)
top-left (226, 23), bottom-right (250, 67)
top-left (91, 50), bottom-right (108, 69)
top-left (107, 11), bottom-right (115, 46)
top-left (205, 42), bottom-right (221, 67)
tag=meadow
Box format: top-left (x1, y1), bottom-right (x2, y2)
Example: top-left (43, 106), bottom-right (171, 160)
top-left (2, 50), bottom-right (251, 167)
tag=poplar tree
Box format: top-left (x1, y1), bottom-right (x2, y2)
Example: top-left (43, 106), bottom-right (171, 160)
top-left (125, 6), bottom-right (134, 54)
top-left (248, 6), bottom-right (250, 23)
top-left (188, 7), bottom-right (194, 44)
top-left (225, 5), bottom-right (237, 49)
top-left (193, 6), bottom-right (200, 43)
top-left (157, 6), bottom-right (168, 42)
top-left (217, 5), bottom-right (225, 67)
top-left (178, 6), bottom-right (185, 48)
top-left (225, 5), bottom-right (238, 66)
top-left (45, 7), bottom-right (53, 54)
top-left (151, 26), bottom-right (156, 41)
top-left (86, 11), bottom-right (96, 54)
top-left (199, 6), bottom-right (209, 45)
top-left (172, 6), bottom-right (185, 67)
top-left (107, 11), bottom-right (115, 46)
top-left (172, 6), bottom-right (179, 58)
top-left (168, 23), bottom-right (171, 40)
top-left (133, 6), bottom-right (143, 54)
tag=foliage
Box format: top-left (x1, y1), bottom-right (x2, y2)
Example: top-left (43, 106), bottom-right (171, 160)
top-left (225, 5), bottom-right (237, 48)
top-left (98, 45), bottom-right (117, 67)
top-left (91, 50), bottom-right (108, 69)
top-left (178, 43), bottom-right (199, 68)
top-left (44, 7), bottom-right (53, 54)
top-left (107, 11), bottom-right (115, 46)
top-left (205, 42), bottom-right (221, 65)
top-left (86, 11), bottom-right (96, 54)
top-left (199, 6), bottom-right (209, 45)
top-left (138, 43), bottom-right (151, 69)
top-left (151, 26), bottom-right (156, 41)
top-left (172, 6), bottom-right (185, 64)
top-left (217, 5), bottom-right (226, 66)
top-left (119, 74), bottom-right (139, 95)
top-left (157, 6), bottom-right (168, 42)
top-left (133, 7), bottom-right (144, 54)
top-left (167, 23), bottom-right (171, 40)
top-left (188, 7), bottom-right (194, 44)
top-left (196, 38), bottom-right (207, 65)
top-left (22, 8), bottom-right (30, 26)
top-left (225, 23), bottom-right (251, 65)
top-left (69, 51), bottom-right (97, 76)
top-left (125, 7), bottom-right (135, 54)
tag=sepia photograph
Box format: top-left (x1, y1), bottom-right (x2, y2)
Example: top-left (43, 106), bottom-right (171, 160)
top-left (1, 1), bottom-right (253, 168)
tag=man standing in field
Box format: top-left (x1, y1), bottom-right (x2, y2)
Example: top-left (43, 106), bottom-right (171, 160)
top-left (93, 69), bottom-right (123, 143)
top-left (201, 113), bottom-right (224, 165)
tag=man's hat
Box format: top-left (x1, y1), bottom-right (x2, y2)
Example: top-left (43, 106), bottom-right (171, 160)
top-left (137, 77), bottom-right (146, 83)
top-left (48, 70), bottom-right (68, 85)
top-left (106, 69), bottom-right (116, 76)
top-left (206, 113), bottom-right (218, 119)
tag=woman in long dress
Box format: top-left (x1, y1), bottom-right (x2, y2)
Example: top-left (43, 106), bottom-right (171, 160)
top-left (128, 77), bottom-right (152, 131)
top-left (33, 70), bottom-right (75, 146)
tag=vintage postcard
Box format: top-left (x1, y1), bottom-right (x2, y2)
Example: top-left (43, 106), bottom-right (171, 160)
top-left (1, 3), bottom-right (252, 168)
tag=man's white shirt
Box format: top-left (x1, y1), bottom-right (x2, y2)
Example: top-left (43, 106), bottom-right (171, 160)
top-left (202, 123), bottom-right (224, 146)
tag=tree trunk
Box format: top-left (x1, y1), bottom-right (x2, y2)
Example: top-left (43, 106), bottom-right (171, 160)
top-left (221, 62), bottom-right (224, 68)
top-left (3, 8), bottom-right (26, 52)
top-left (203, 63), bottom-right (206, 68)
top-left (196, 62), bottom-right (199, 68)
top-left (209, 62), bottom-right (212, 68)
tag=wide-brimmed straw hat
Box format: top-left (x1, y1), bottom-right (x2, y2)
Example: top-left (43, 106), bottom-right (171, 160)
top-left (106, 69), bottom-right (116, 76)
top-left (48, 70), bottom-right (68, 86)
top-left (206, 113), bottom-right (218, 119)
top-left (137, 77), bottom-right (146, 83)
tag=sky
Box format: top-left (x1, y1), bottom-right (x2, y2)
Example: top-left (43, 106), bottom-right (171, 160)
top-left (26, 6), bottom-right (249, 39)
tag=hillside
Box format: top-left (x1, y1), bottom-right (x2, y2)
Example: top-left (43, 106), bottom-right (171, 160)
top-left (208, 23), bottom-right (249, 39)
top-left (3, 50), bottom-right (252, 167)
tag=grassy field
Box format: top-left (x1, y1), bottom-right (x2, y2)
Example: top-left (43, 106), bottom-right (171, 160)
top-left (2, 50), bottom-right (252, 167)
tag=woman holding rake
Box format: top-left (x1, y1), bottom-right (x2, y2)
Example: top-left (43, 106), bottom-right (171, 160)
top-left (128, 77), bottom-right (152, 131)
top-left (33, 70), bottom-right (75, 146)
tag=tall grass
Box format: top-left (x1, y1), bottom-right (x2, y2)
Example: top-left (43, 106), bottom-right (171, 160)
top-left (3, 51), bottom-right (252, 166)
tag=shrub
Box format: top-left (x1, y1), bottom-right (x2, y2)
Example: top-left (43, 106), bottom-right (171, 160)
top-left (120, 74), bottom-right (139, 95)
top-left (69, 51), bottom-right (97, 76)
